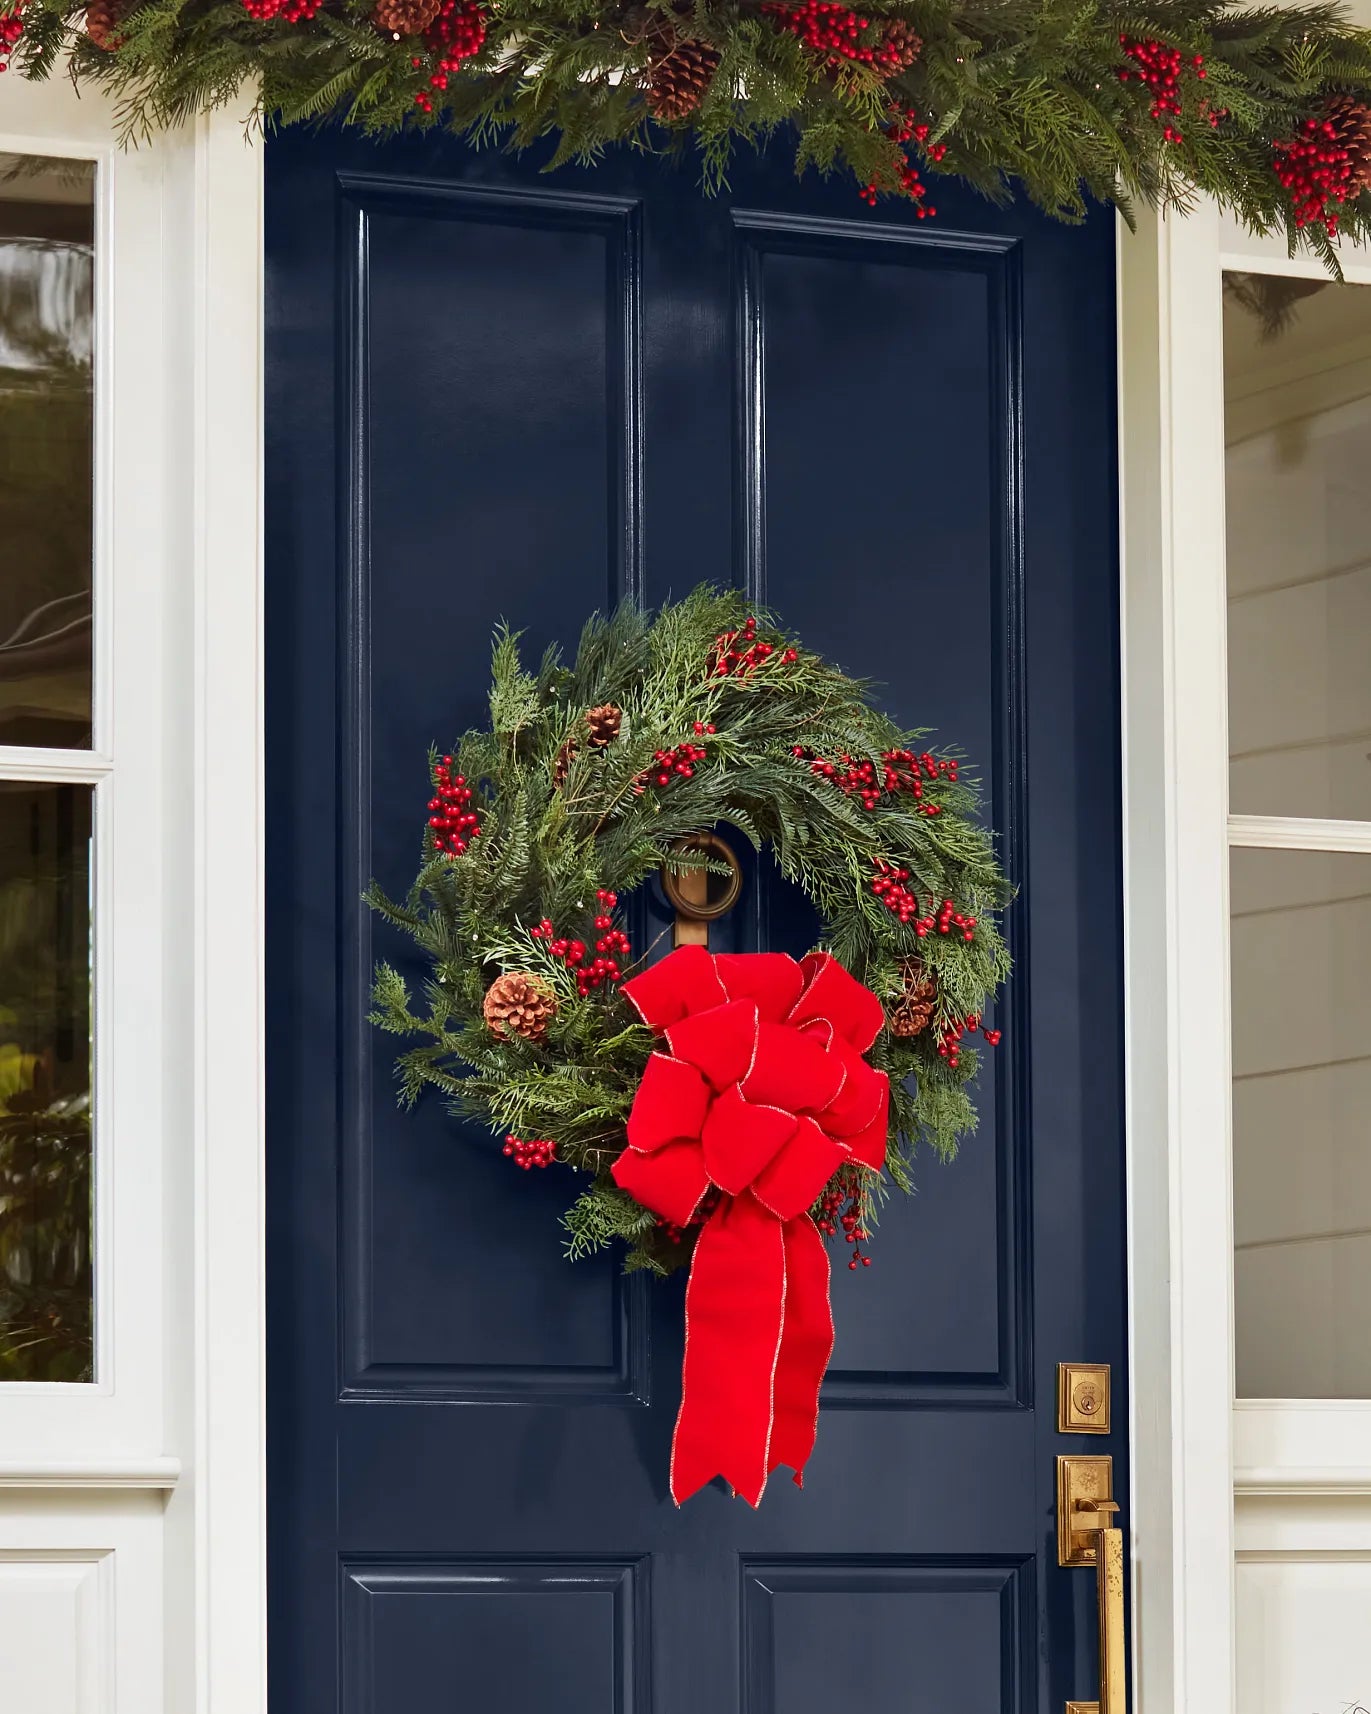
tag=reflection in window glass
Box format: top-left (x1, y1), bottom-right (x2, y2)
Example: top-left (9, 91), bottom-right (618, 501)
top-left (1223, 274), bottom-right (1371, 822)
top-left (0, 782), bottom-right (93, 1382)
top-left (1232, 846), bottom-right (1371, 1398)
top-left (0, 154), bottom-right (95, 751)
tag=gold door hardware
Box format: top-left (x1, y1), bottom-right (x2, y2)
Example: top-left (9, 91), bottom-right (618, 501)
top-left (1058, 1454), bottom-right (1126, 1714)
top-left (661, 833), bottom-right (743, 948)
top-left (1057, 1362), bottom-right (1111, 1434)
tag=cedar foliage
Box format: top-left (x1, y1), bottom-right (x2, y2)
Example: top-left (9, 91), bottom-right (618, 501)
top-left (7, 0), bottom-right (1371, 254)
top-left (367, 586), bottom-right (1012, 1275)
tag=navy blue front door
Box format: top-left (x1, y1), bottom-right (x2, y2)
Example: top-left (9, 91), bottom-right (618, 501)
top-left (266, 127), bottom-right (1124, 1714)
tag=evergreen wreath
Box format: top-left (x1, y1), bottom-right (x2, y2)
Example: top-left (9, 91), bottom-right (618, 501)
top-left (6, 0), bottom-right (1371, 257)
top-left (366, 586), bottom-right (1012, 1278)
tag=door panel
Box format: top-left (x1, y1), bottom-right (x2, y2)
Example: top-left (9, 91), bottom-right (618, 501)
top-left (267, 126), bottom-right (1123, 1714)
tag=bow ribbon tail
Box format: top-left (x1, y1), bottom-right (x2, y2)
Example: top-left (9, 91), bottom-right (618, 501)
top-left (767, 1213), bottom-right (835, 1488)
top-left (670, 1191), bottom-right (785, 1508)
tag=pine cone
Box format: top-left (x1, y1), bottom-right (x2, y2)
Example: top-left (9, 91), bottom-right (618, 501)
top-left (888, 959), bottom-right (936, 1038)
top-left (878, 17), bottom-right (921, 75)
top-left (483, 972), bottom-right (558, 1042)
top-left (585, 702), bottom-right (622, 748)
top-left (1325, 92), bottom-right (1371, 198)
top-left (646, 36), bottom-right (721, 123)
top-left (84, 0), bottom-right (127, 50)
top-left (372, 0), bottom-right (441, 34)
top-left (551, 738), bottom-right (578, 789)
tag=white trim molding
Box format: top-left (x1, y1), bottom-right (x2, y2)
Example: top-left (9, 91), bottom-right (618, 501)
top-left (0, 1461), bottom-right (181, 1492)
top-left (158, 112), bottom-right (267, 1714)
top-left (1235, 1468), bottom-right (1371, 1497)
top-left (1118, 200), bottom-right (1238, 1714)
top-left (1228, 815), bottom-right (1371, 853)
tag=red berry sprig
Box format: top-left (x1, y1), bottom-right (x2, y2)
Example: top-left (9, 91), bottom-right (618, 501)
top-left (413, 0), bottom-right (487, 110)
top-left (870, 864), bottom-right (978, 941)
top-left (531, 893), bottom-right (630, 996)
top-left (427, 755), bottom-right (481, 856)
top-left (762, 1), bottom-right (914, 77)
top-left (503, 1134), bottom-right (557, 1169)
top-left (241, 0), bottom-right (321, 20)
top-left (1117, 37), bottom-right (1207, 144)
top-left (631, 740), bottom-right (708, 795)
top-left (871, 860), bottom-right (919, 922)
top-left (0, 5), bottom-right (24, 70)
top-left (657, 1188), bottom-right (720, 1246)
top-left (797, 744), bottom-right (957, 811)
top-left (708, 615), bottom-right (799, 678)
top-left (593, 888), bottom-right (631, 958)
top-left (815, 1180), bottom-right (874, 1268)
top-left (859, 105), bottom-right (943, 211)
top-left (1273, 111), bottom-right (1364, 235)
top-left (935, 1014), bottom-right (1002, 1070)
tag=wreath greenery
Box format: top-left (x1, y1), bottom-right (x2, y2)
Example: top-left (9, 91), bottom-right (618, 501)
top-left (6, 0), bottom-right (1371, 257)
top-left (366, 587), bottom-right (1012, 1277)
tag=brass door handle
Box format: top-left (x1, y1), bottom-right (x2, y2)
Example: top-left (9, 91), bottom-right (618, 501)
top-left (1058, 1455), bottom-right (1127, 1714)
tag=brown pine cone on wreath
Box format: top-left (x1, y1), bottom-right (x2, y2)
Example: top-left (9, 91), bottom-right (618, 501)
top-left (372, 0), bottom-right (441, 35)
top-left (84, 0), bottom-right (127, 50)
top-left (551, 738), bottom-right (578, 789)
top-left (878, 18), bottom-right (921, 76)
top-left (888, 958), bottom-right (937, 1038)
top-left (483, 972), bottom-right (558, 1043)
top-left (585, 702), bottom-right (622, 747)
top-left (1324, 92), bottom-right (1371, 200)
top-left (646, 35), bottom-right (721, 123)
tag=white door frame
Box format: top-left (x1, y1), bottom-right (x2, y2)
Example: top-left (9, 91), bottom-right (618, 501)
top-left (1118, 201), bottom-right (1238, 1714)
top-left (0, 90), bottom-right (1250, 1714)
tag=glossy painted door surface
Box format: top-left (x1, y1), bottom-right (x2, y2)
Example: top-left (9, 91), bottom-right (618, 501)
top-left (266, 127), bottom-right (1124, 1714)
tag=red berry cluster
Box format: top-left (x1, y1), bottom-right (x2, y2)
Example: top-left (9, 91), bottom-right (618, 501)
top-left (762, 0), bottom-right (914, 75)
top-left (241, 0), bottom-right (321, 21)
top-left (1117, 37), bottom-right (1206, 144)
top-left (412, 0), bottom-right (487, 110)
top-left (1274, 112), bottom-right (1365, 235)
top-left (708, 615), bottom-right (799, 678)
top-left (797, 744), bottom-right (956, 812)
top-left (631, 740), bottom-right (708, 795)
top-left (427, 755), bottom-right (481, 856)
top-left (593, 888), bottom-right (631, 959)
top-left (859, 106), bottom-right (942, 211)
top-left (656, 1189), bottom-right (719, 1245)
top-left (815, 1181), bottom-right (873, 1269)
top-left (531, 895), bottom-right (630, 996)
top-left (936, 1013), bottom-right (1001, 1070)
top-left (871, 860), bottom-right (918, 921)
top-left (870, 864), bottom-right (978, 941)
top-left (0, 6), bottom-right (24, 71)
top-left (503, 1135), bottom-right (557, 1169)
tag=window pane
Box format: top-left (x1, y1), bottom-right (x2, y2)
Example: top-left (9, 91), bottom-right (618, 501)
top-left (0, 782), bottom-right (93, 1382)
top-left (1232, 846), bottom-right (1371, 1398)
top-left (0, 155), bottom-right (95, 751)
top-left (1224, 274), bottom-right (1371, 822)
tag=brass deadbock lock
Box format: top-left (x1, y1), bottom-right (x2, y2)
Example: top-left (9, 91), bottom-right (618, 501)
top-left (1057, 1362), bottom-right (1111, 1434)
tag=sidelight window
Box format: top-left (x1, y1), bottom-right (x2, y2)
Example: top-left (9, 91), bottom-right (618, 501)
top-left (0, 154), bottom-right (98, 1384)
top-left (1224, 272), bottom-right (1371, 1401)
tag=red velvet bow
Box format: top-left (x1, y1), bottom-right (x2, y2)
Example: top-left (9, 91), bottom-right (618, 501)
top-left (613, 944), bottom-right (889, 1505)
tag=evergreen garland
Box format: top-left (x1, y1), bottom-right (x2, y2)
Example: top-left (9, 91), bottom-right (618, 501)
top-left (6, 0), bottom-right (1371, 253)
top-left (366, 586), bottom-right (1012, 1276)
